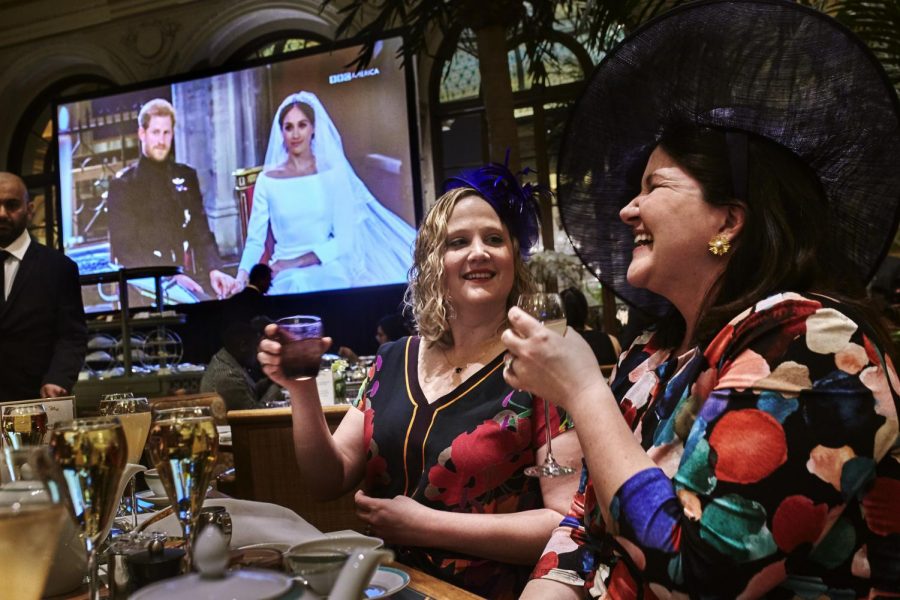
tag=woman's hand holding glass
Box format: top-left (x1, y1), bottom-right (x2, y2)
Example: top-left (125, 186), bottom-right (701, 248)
top-left (505, 293), bottom-right (577, 477)
top-left (502, 305), bottom-right (607, 409)
top-left (258, 320), bottom-right (332, 388)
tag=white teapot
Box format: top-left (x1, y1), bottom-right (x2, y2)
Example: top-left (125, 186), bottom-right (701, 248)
top-left (131, 526), bottom-right (394, 599)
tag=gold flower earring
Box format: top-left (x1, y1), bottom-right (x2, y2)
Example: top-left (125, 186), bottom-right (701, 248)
top-left (708, 233), bottom-right (731, 256)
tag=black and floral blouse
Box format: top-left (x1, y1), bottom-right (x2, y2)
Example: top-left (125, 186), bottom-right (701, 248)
top-left (533, 292), bottom-right (900, 598)
top-left (354, 335), bottom-right (574, 599)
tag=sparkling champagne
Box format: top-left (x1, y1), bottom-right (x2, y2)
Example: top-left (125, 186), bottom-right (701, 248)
top-left (147, 414), bottom-right (218, 565)
top-left (0, 503), bottom-right (66, 600)
top-left (48, 420), bottom-right (128, 546)
top-left (1, 408), bottom-right (48, 449)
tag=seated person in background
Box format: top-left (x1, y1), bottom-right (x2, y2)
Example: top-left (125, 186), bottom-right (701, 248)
top-left (338, 313), bottom-right (412, 363)
top-left (259, 162), bottom-right (582, 599)
top-left (559, 287), bottom-right (620, 365)
top-left (201, 321), bottom-right (282, 410)
top-left (234, 91), bottom-right (414, 295)
top-left (223, 263), bottom-right (272, 325)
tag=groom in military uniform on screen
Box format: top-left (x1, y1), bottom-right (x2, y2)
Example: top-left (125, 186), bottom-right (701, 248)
top-left (107, 98), bottom-right (236, 300)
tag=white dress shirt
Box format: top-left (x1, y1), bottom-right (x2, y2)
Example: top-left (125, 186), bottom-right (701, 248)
top-left (1, 228), bottom-right (31, 301)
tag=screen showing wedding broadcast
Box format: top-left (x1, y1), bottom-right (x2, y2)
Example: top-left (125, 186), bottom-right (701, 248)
top-left (55, 36), bottom-right (419, 313)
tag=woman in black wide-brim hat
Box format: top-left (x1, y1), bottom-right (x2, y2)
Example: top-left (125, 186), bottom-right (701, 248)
top-left (501, 0), bottom-right (900, 597)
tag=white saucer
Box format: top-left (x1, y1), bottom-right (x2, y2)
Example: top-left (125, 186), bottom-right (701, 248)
top-left (236, 541), bottom-right (293, 554)
top-left (316, 531), bottom-right (384, 552)
top-left (135, 489), bottom-right (170, 508)
top-left (364, 566), bottom-right (410, 599)
top-left (131, 569), bottom-right (292, 600)
top-left (291, 565), bottom-right (409, 599)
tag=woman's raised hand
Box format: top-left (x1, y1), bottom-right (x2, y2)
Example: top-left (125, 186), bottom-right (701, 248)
top-left (501, 306), bottom-right (607, 412)
top-left (258, 323), bottom-right (332, 388)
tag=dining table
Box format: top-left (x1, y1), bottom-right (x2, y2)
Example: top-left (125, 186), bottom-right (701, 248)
top-left (48, 497), bottom-right (484, 600)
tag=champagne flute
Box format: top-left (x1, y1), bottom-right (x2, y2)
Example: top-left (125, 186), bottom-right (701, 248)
top-left (1, 404), bottom-right (48, 449)
top-left (517, 292), bottom-right (577, 478)
top-left (99, 395), bottom-right (151, 530)
top-left (147, 406), bottom-right (218, 572)
top-left (0, 445), bottom-right (68, 600)
top-left (48, 416), bottom-right (128, 600)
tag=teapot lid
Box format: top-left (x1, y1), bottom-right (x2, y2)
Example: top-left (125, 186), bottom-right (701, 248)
top-left (129, 569), bottom-right (293, 600)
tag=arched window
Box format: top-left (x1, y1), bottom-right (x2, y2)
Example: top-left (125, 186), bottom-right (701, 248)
top-left (431, 23), bottom-right (624, 329)
top-left (226, 32), bottom-right (328, 64)
top-left (8, 76), bottom-right (114, 246)
top-left (431, 27), bottom-right (598, 246)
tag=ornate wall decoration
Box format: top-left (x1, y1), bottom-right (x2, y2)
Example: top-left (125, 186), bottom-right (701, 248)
top-left (121, 19), bottom-right (181, 71)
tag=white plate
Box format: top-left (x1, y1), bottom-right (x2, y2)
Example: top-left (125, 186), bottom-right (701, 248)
top-left (325, 530), bottom-right (384, 548)
top-left (236, 541), bottom-right (293, 554)
top-left (364, 566), bottom-right (410, 599)
top-left (288, 532), bottom-right (384, 555)
top-left (135, 489), bottom-right (170, 508)
top-left (131, 569), bottom-right (292, 600)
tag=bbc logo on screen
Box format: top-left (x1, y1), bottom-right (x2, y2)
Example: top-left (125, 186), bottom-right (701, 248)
top-left (329, 68), bottom-right (381, 85)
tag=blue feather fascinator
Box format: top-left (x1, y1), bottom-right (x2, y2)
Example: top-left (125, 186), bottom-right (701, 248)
top-left (443, 163), bottom-right (544, 257)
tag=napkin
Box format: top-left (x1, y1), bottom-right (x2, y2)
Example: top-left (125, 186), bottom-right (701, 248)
top-left (141, 498), bottom-right (323, 548)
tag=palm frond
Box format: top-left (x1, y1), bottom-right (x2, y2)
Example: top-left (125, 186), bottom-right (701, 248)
top-left (802, 0), bottom-right (900, 90)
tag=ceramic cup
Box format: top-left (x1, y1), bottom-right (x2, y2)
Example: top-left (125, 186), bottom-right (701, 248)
top-left (284, 547), bottom-right (349, 596)
top-left (143, 469), bottom-right (167, 497)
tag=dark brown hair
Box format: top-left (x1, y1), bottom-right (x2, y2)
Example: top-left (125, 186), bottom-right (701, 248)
top-left (278, 101), bottom-right (315, 128)
top-left (655, 124), bottom-right (893, 354)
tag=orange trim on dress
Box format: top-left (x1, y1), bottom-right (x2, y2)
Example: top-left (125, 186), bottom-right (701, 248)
top-left (408, 347), bottom-right (506, 497)
top-left (401, 336), bottom-right (418, 495)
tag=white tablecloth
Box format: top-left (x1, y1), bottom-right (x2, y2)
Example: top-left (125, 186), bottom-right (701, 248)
top-left (140, 498), bottom-right (322, 548)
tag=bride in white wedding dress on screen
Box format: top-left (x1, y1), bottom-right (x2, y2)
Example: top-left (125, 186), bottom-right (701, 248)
top-left (235, 91), bottom-right (415, 295)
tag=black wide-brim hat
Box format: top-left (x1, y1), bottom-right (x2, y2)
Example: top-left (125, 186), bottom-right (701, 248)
top-left (558, 0), bottom-right (900, 317)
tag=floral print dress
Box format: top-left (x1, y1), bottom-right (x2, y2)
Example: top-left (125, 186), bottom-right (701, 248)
top-left (353, 335), bottom-right (574, 599)
top-left (534, 292), bottom-right (900, 598)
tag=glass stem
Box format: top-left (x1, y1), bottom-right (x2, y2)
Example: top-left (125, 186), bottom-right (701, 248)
top-left (86, 543), bottom-right (101, 600)
top-left (543, 397), bottom-right (555, 464)
top-left (129, 476), bottom-right (138, 530)
top-left (182, 523), bottom-right (194, 573)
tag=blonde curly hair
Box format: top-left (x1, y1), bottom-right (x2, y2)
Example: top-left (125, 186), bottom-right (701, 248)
top-left (403, 187), bottom-right (536, 347)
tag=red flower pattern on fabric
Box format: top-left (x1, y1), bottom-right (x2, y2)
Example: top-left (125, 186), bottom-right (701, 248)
top-left (772, 495), bottom-right (828, 552)
top-left (532, 552), bottom-right (559, 578)
top-left (709, 409), bottom-right (787, 483)
top-left (426, 415), bottom-right (534, 508)
top-left (862, 477), bottom-right (900, 535)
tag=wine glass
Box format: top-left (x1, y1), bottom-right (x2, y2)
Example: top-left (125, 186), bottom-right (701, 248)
top-left (99, 395), bottom-right (151, 530)
top-left (517, 293), bottom-right (577, 478)
top-left (48, 416), bottom-right (128, 600)
top-left (147, 406), bottom-right (219, 572)
top-left (0, 445), bottom-right (69, 600)
top-left (1, 404), bottom-right (48, 449)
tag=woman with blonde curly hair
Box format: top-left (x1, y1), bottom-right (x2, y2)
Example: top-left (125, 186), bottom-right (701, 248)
top-left (258, 163), bottom-right (582, 599)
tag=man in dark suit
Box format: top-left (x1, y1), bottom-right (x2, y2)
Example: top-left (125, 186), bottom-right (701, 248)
top-left (0, 172), bottom-right (87, 401)
top-left (106, 98), bottom-right (236, 300)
